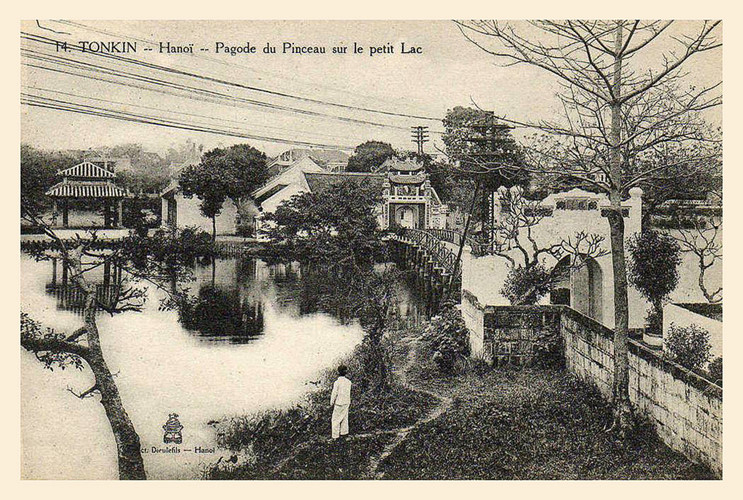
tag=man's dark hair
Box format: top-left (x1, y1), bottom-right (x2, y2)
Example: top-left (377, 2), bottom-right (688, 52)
top-left (337, 365), bottom-right (348, 376)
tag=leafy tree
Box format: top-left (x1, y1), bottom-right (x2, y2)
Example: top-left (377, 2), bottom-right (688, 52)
top-left (179, 144), bottom-right (268, 239)
top-left (638, 151), bottom-right (721, 228)
top-left (263, 179), bottom-right (396, 390)
top-left (116, 169), bottom-right (169, 195)
top-left (179, 162), bottom-right (227, 241)
top-left (665, 323), bottom-right (711, 371)
top-left (708, 356), bottom-right (722, 386)
top-left (456, 20), bottom-right (720, 433)
top-left (346, 140), bottom-right (396, 173)
top-left (262, 180), bottom-right (385, 270)
top-left (442, 106), bottom-right (528, 221)
top-left (20, 144), bottom-right (85, 214)
top-left (210, 144), bottom-right (269, 203)
top-left (501, 263), bottom-right (555, 306)
top-left (164, 139), bottom-right (204, 167)
top-left (628, 230), bottom-right (682, 336)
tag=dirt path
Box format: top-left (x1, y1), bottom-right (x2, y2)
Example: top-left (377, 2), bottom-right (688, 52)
top-left (267, 335), bottom-right (453, 479)
top-left (363, 336), bottom-right (453, 479)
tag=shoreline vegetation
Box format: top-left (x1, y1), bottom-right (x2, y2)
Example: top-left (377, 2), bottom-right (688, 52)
top-left (204, 322), bottom-right (714, 480)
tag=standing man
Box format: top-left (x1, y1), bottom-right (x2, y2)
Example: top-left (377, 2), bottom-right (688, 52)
top-left (330, 365), bottom-right (352, 440)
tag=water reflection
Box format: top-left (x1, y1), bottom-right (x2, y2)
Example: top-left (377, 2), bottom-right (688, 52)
top-left (178, 284), bottom-right (265, 344)
top-left (45, 257), bottom-right (124, 315)
top-left (42, 256), bottom-right (432, 343)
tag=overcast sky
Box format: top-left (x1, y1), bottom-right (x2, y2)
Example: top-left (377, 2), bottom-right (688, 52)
top-left (20, 20), bottom-right (722, 158)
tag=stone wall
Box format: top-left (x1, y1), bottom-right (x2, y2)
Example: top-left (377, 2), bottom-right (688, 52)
top-left (482, 305), bottom-right (561, 365)
top-left (560, 307), bottom-right (722, 478)
top-left (461, 289), bottom-right (486, 357)
top-left (465, 303), bottom-right (722, 477)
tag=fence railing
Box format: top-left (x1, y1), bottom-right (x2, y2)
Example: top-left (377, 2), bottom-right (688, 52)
top-left (421, 228), bottom-right (490, 257)
top-left (393, 228), bottom-right (462, 280)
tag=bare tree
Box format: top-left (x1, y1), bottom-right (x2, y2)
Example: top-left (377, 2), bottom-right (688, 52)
top-left (454, 20), bottom-right (721, 433)
top-left (672, 213), bottom-right (722, 303)
top-left (490, 186), bottom-right (608, 305)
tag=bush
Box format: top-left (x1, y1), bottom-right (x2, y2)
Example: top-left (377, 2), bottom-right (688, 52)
top-left (532, 331), bottom-right (563, 368)
top-left (501, 263), bottom-right (553, 305)
top-left (422, 305), bottom-right (471, 374)
top-left (665, 323), bottom-right (711, 371)
top-left (708, 356), bottom-right (722, 386)
top-left (628, 230), bottom-right (681, 335)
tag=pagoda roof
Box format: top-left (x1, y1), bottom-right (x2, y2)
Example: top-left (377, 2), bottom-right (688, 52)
top-left (46, 181), bottom-right (128, 199)
top-left (58, 161), bottom-right (116, 179)
top-left (390, 173), bottom-right (427, 184)
top-left (380, 158), bottom-right (423, 173)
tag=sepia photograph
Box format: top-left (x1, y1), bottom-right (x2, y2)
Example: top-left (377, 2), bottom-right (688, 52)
top-left (19, 18), bottom-right (723, 481)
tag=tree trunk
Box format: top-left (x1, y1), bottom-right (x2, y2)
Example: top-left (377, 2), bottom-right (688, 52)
top-left (652, 297), bottom-right (664, 336)
top-left (608, 22), bottom-right (633, 433)
top-left (87, 350), bottom-right (147, 480)
top-left (211, 216), bottom-right (217, 242)
top-left (446, 179), bottom-right (481, 303)
top-left (607, 209), bottom-right (633, 430)
top-left (75, 254), bottom-right (147, 480)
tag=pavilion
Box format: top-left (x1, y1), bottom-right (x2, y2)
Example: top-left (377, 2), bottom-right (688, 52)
top-left (45, 161), bottom-right (129, 228)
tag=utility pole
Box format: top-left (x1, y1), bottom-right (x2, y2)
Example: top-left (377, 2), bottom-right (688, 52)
top-left (411, 126), bottom-right (429, 155)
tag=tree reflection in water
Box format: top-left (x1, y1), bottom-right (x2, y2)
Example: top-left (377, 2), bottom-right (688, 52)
top-left (178, 285), bottom-right (265, 343)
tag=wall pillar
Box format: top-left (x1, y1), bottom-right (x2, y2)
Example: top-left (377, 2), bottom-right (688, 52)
top-left (117, 199), bottom-right (124, 228)
top-left (62, 200), bottom-right (69, 227)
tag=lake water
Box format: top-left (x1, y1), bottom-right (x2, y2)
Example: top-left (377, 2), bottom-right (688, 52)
top-left (20, 255), bottom-right (428, 479)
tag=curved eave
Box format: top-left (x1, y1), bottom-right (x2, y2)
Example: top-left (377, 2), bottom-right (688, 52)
top-left (45, 182), bottom-right (129, 198)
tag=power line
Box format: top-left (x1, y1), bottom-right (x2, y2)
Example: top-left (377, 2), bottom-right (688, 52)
top-left (24, 85), bottom-right (362, 143)
top-left (54, 19), bottom-right (435, 118)
top-left (22, 30), bottom-right (443, 123)
top-left (22, 93), bottom-right (358, 149)
top-left (22, 46), bottom-right (421, 132)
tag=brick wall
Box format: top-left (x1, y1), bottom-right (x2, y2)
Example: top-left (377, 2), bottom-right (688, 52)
top-left (483, 306), bottom-right (561, 365)
top-left (467, 304), bottom-right (722, 477)
top-left (560, 308), bottom-right (722, 478)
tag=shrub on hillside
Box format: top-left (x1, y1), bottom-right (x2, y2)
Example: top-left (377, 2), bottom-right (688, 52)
top-left (708, 356), bottom-right (722, 386)
top-left (665, 323), bottom-right (711, 371)
top-left (422, 305), bottom-right (471, 374)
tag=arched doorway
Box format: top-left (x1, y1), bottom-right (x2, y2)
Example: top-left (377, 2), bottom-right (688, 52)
top-left (550, 256), bottom-right (603, 323)
top-left (397, 205), bottom-right (417, 229)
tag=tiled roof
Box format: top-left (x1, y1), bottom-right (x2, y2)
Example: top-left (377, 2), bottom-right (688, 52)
top-left (304, 172), bottom-right (385, 194)
top-left (380, 158), bottom-right (423, 173)
top-left (255, 183), bottom-right (289, 204)
top-left (390, 173), bottom-right (427, 184)
top-left (46, 181), bottom-right (128, 198)
top-left (58, 161), bottom-right (116, 179)
top-left (270, 148), bottom-right (350, 168)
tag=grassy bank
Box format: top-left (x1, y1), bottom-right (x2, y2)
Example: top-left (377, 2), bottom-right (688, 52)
top-left (205, 326), bottom-right (714, 480)
top-left (377, 368), bottom-right (713, 479)
top-left (205, 339), bottom-right (440, 479)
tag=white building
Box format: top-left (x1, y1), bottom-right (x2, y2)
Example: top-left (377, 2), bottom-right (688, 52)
top-left (252, 157), bottom-right (448, 237)
top-left (462, 186), bottom-right (646, 356)
top-left (267, 148), bottom-right (350, 177)
top-left (160, 179), bottom-right (238, 236)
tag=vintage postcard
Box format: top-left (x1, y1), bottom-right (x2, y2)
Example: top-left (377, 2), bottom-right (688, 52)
top-left (19, 19), bottom-right (723, 481)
